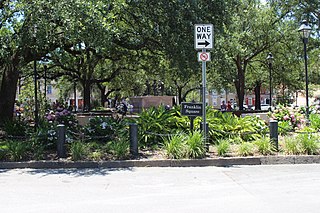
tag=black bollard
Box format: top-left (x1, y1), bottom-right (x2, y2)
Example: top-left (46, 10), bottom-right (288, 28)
top-left (129, 123), bottom-right (138, 157)
top-left (57, 124), bottom-right (67, 158)
top-left (269, 120), bottom-right (278, 151)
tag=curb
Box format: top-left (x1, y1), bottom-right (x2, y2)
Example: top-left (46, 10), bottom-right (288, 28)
top-left (1, 155), bottom-right (320, 169)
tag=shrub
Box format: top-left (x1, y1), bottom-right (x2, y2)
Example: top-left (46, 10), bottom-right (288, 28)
top-left (70, 141), bottom-right (88, 161)
top-left (237, 142), bottom-right (254, 157)
top-left (216, 139), bottom-right (231, 157)
top-left (254, 137), bottom-right (275, 155)
top-left (137, 106), bottom-right (174, 147)
top-left (207, 110), bottom-right (267, 142)
top-left (283, 137), bottom-right (301, 155)
top-left (269, 105), bottom-right (304, 127)
top-left (107, 139), bottom-right (129, 160)
top-left (298, 134), bottom-right (319, 155)
top-left (89, 151), bottom-right (103, 161)
top-left (7, 140), bottom-right (30, 161)
top-left (84, 117), bottom-right (126, 142)
top-left (278, 121), bottom-right (293, 136)
top-left (309, 114), bottom-right (320, 130)
top-left (185, 131), bottom-right (205, 159)
top-left (163, 134), bottom-right (186, 159)
top-left (3, 120), bottom-right (27, 137)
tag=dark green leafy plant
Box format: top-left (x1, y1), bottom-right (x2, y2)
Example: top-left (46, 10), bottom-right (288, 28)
top-left (137, 106), bottom-right (175, 147)
top-left (107, 139), bottom-right (129, 160)
top-left (7, 140), bottom-right (30, 161)
top-left (3, 120), bottom-right (28, 137)
top-left (207, 110), bottom-right (266, 142)
top-left (70, 141), bottom-right (88, 161)
top-left (84, 116), bottom-right (129, 143)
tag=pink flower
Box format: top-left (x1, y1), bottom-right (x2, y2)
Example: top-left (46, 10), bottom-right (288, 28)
top-left (283, 115), bottom-right (290, 120)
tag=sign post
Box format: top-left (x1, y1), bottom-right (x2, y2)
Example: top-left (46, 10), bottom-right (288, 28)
top-left (194, 24), bottom-right (213, 148)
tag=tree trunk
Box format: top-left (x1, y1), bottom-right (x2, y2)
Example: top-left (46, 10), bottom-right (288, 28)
top-left (234, 57), bottom-right (246, 110)
top-left (0, 63), bottom-right (19, 125)
top-left (99, 86), bottom-right (106, 107)
top-left (177, 87), bottom-right (183, 104)
top-left (83, 80), bottom-right (91, 111)
top-left (254, 81), bottom-right (262, 110)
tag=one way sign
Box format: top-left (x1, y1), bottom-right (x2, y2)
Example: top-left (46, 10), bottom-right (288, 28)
top-left (194, 24), bottom-right (213, 49)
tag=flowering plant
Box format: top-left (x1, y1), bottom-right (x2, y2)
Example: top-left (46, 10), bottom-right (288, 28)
top-left (268, 105), bottom-right (305, 130)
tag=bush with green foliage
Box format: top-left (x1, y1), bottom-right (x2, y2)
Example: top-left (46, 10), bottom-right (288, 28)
top-left (107, 139), bottom-right (130, 160)
top-left (237, 142), bottom-right (254, 157)
top-left (3, 120), bottom-right (28, 137)
top-left (163, 134), bottom-right (186, 159)
top-left (137, 106), bottom-right (184, 147)
top-left (6, 140), bottom-right (30, 161)
top-left (297, 134), bottom-right (319, 155)
top-left (70, 141), bottom-right (88, 161)
top-left (84, 117), bottom-right (125, 141)
top-left (309, 113), bottom-right (320, 130)
top-left (216, 139), bottom-right (231, 157)
top-left (207, 111), bottom-right (267, 142)
top-left (254, 137), bottom-right (275, 155)
top-left (282, 137), bottom-right (301, 155)
top-left (185, 131), bottom-right (205, 159)
top-left (269, 106), bottom-right (304, 130)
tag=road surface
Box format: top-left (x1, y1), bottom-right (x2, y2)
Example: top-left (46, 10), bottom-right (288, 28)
top-left (0, 164), bottom-right (320, 213)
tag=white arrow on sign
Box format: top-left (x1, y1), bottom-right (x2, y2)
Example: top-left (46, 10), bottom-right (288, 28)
top-left (194, 24), bottom-right (213, 49)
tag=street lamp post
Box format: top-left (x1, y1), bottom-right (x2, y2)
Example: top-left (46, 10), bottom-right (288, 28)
top-left (266, 52), bottom-right (273, 111)
top-left (44, 65), bottom-right (47, 100)
top-left (298, 20), bottom-right (312, 120)
top-left (33, 25), bottom-right (39, 130)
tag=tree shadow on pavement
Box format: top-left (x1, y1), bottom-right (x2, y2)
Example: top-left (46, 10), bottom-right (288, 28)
top-left (0, 167), bottom-right (134, 177)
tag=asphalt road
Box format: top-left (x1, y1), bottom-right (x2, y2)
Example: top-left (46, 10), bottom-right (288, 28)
top-left (1, 164), bottom-right (320, 213)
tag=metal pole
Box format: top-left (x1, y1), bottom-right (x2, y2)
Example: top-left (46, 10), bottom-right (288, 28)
top-left (74, 81), bottom-right (77, 113)
top-left (34, 60), bottom-right (39, 130)
top-left (44, 65), bottom-right (47, 100)
top-left (129, 123), bottom-right (138, 157)
top-left (303, 38), bottom-right (309, 120)
top-left (202, 48), bottom-right (207, 146)
top-left (269, 120), bottom-right (278, 151)
top-left (269, 63), bottom-right (272, 111)
top-left (57, 124), bottom-right (67, 158)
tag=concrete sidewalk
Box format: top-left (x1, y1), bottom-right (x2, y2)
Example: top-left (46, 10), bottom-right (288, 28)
top-left (1, 155), bottom-right (320, 169)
